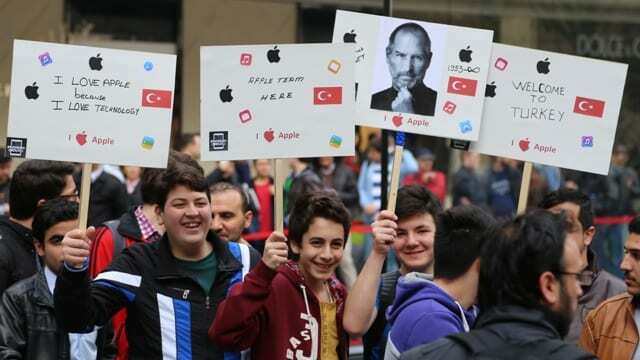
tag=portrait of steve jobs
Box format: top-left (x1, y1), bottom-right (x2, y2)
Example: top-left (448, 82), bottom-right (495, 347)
top-left (370, 22), bottom-right (438, 116)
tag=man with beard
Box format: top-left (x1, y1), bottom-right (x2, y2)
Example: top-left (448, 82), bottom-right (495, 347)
top-left (579, 215), bottom-right (640, 360)
top-left (371, 22), bottom-right (437, 116)
top-left (402, 210), bottom-right (595, 360)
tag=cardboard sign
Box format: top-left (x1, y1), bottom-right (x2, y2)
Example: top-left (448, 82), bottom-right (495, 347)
top-left (7, 40), bottom-right (176, 167)
top-left (332, 10), bottom-right (493, 140)
top-left (470, 43), bottom-right (628, 175)
top-left (200, 43), bottom-right (355, 161)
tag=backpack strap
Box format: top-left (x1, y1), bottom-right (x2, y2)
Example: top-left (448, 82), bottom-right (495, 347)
top-left (103, 220), bottom-right (125, 261)
top-left (446, 329), bottom-right (494, 355)
top-left (379, 270), bottom-right (402, 308)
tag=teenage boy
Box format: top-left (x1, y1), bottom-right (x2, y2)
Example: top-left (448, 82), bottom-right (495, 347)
top-left (343, 185), bottom-right (441, 359)
top-left (54, 159), bottom-right (260, 359)
top-left (210, 191), bottom-right (352, 359)
top-left (385, 205), bottom-right (496, 358)
top-left (0, 199), bottom-right (101, 359)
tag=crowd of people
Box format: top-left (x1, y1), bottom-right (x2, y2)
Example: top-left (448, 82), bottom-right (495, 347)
top-left (0, 132), bottom-right (637, 359)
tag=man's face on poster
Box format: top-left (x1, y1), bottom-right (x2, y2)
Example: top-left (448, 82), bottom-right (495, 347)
top-left (386, 29), bottom-right (432, 91)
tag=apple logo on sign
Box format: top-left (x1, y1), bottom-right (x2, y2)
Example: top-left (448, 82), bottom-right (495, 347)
top-left (219, 85), bottom-right (233, 103)
top-left (264, 128), bottom-right (275, 142)
top-left (76, 131), bottom-right (88, 146)
top-left (519, 138), bottom-right (530, 152)
top-left (89, 54), bottom-right (103, 71)
top-left (537, 57), bottom-right (550, 74)
top-left (485, 81), bottom-right (497, 98)
top-left (392, 115), bottom-right (403, 127)
top-left (267, 46), bottom-right (281, 63)
top-left (24, 82), bottom-right (39, 100)
top-left (459, 46), bottom-right (472, 63)
top-left (343, 30), bottom-right (357, 43)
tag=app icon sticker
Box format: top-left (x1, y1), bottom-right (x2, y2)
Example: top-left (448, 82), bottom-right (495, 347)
top-left (6, 137), bottom-right (27, 158)
top-left (328, 60), bottom-right (342, 74)
top-left (494, 57), bottom-right (508, 71)
top-left (581, 136), bottom-right (594, 148)
top-left (459, 120), bottom-right (473, 134)
top-left (239, 109), bottom-right (252, 123)
top-left (38, 52), bottom-right (53, 66)
top-left (141, 136), bottom-right (155, 150)
top-left (443, 101), bottom-right (457, 114)
top-left (329, 135), bottom-right (342, 148)
top-left (144, 61), bottom-right (154, 71)
top-left (240, 53), bottom-right (252, 66)
top-left (209, 131), bottom-right (228, 151)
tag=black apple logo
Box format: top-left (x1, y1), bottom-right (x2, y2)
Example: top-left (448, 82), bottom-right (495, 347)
top-left (24, 82), bottom-right (39, 100)
top-left (89, 53), bottom-right (103, 71)
top-left (459, 46), bottom-right (472, 63)
top-left (219, 85), bottom-right (233, 103)
top-left (485, 81), bottom-right (496, 98)
top-left (267, 46), bottom-right (281, 63)
top-left (343, 30), bottom-right (357, 43)
top-left (537, 57), bottom-right (550, 74)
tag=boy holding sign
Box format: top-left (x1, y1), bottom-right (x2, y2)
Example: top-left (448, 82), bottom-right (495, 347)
top-left (210, 191), bottom-right (351, 359)
top-left (54, 158), bottom-right (260, 359)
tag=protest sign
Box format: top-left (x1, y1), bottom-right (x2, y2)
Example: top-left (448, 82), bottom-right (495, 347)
top-left (200, 43), bottom-right (355, 161)
top-left (7, 40), bottom-right (176, 168)
top-left (470, 43), bottom-right (628, 175)
top-left (332, 10), bottom-right (493, 141)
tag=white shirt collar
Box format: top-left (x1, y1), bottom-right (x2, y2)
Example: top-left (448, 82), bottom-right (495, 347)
top-left (44, 266), bottom-right (57, 295)
top-left (91, 166), bottom-right (104, 182)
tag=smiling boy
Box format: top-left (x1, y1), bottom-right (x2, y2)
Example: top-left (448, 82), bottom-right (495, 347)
top-left (210, 191), bottom-right (352, 359)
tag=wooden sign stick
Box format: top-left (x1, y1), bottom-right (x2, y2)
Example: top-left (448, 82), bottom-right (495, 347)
top-left (387, 132), bottom-right (405, 213)
top-left (78, 163), bottom-right (92, 230)
top-left (273, 159), bottom-right (284, 233)
top-left (516, 161), bottom-right (533, 215)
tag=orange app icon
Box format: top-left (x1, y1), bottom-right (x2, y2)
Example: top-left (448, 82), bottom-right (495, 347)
top-left (328, 60), bottom-right (341, 74)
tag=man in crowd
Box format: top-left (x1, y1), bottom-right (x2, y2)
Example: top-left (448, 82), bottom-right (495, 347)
top-left (344, 185), bottom-right (441, 359)
top-left (371, 22), bottom-right (437, 116)
top-left (579, 215), bottom-right (640, 360)
top-left (0, 199), bottom-right (102, 359)
top-left (385, 205), bottom-right (496, 358)
top-left (55, 156), bottom-right (260, 358)
top-left (85, 164), bottom-right (129, 227)
top-left (540, 188), bottom-right (625, 342)
top-left (0, 148), bottom-right (12, 216)
top-left (403, 210), bottom-right (594, 359)
top-left (210, 182), bottom-right (253, 246)
top-left (402, 148), bottom-right (446, 203)
top-left (175, 133), bottom-right (201, 160)
top-left (0, 160), bottom-right (77, 295)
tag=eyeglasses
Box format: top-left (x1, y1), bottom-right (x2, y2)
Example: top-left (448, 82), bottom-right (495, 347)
top-left (58, 189), bottom-right (80, 202)
top-left (556, 271), bottom-right (594, 286)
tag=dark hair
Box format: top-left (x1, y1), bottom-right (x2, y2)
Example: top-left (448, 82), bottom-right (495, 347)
top-left (10, 160), bottom-right (75, 220)
top-left (388, 22), bottom-right (432, 54)
top-left (0, 148), bottom-right (10, 164)
top-left (175, 133), bottom-right (199, 152)
top-left (140, 151), bottom-right (194, 205)
top-left (434, 205), bottom-right (496, 280)
top-left (157, 154), bottom-right (209, 209)
top-left (630, 215), bottom-right (640, 235)
top-left (210, 182), bottom-right (250, 213)
top-left (288, 191), bottom-right (351, 251)
top-left (367, 138), bottom-right (383, 154)
top-left (32, 199), bottom-right (78, 245)
top-left (395, 185), bottom-right (442, 223)
top-left (478, 210), bottom-right (569, 310)
top-left (539, 188), bottom-right (594, 229)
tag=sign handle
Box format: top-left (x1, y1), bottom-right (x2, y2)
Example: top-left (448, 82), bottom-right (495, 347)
top-left (387, 132), bottom-right (405, 213)
top-left (78, 163), bottom-right (92, 230)
top-left (516, 161), bottom-right (533, 215)
top-left (273, 159), bottom-right (284, 233)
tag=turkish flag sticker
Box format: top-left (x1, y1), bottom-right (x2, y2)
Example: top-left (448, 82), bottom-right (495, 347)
top-left (313, 87), bottom-right (342, 105)
top-left (142, 89), bottom-right (172, 108)
top-left (573, 96), bottom-right (605, 118)
top-left (447, 76), bottom-right (477, 97)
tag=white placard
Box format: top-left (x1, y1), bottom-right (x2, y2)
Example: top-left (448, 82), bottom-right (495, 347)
top-left (200, 43), bottom-right (355, 161)
top-left (7, 40), bottom-right (176, 168)
top-left (470, 43), bottom-right (628, 175)
top-left (332, 10), bottom-right (493, 140)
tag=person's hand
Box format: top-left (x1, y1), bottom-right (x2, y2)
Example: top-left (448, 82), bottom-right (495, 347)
top-left (364, 203), bottom-right (378, 215)
top-left (371, 210), bottom-right (397, 255)
top-left (61, 227), bottom-right (96, 269)
top-left (262, 232), bottom-right (289, 270)
top-left (391, 87), bottom-right (415, 113)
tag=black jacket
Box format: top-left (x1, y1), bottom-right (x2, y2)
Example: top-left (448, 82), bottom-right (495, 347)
top-left (0, 270), bottom-right (71, 359)
top-left (370, 82), bottom-right (437, 116)
top-left (55, 231), bottom-right (260, 359)
top-left (0, 217), bottom-right (37, 295)
top-left (84, 172), bottom-right (129, 228)
top-left (401, 305), bottom-right (596, 360)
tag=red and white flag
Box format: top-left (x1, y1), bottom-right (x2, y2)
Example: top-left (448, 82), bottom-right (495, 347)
top-left (313, 87), bottom-right (342, 105)
top-left (447, 77), bottom-right (477, 97)
top-left (573, 96), bottom-right (605, 118)
top-left (142, 89), bottom-right (172, 109)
